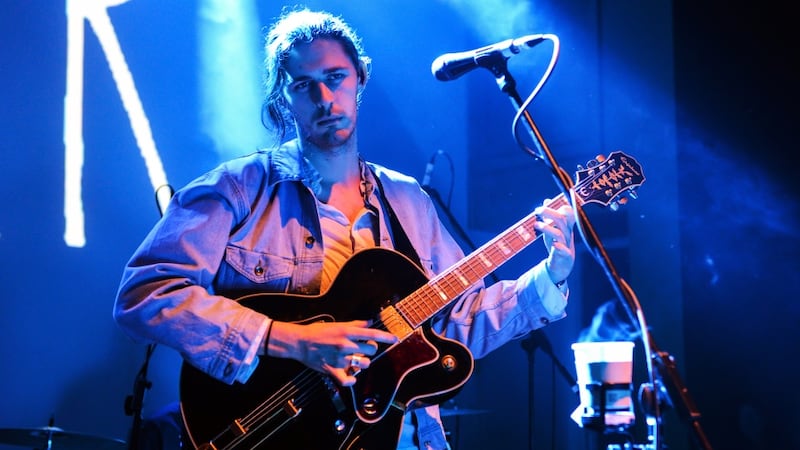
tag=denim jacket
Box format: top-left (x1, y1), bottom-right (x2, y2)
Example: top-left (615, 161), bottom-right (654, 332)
top-left (114, 139), bottom-right (568, 449)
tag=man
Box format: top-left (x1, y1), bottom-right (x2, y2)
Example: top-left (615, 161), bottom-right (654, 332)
top-left (114, 8), bottom-right (576, 450)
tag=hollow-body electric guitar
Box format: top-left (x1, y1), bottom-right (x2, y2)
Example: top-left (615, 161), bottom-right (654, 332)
top-left (179, 151), bottom-right (645, 449)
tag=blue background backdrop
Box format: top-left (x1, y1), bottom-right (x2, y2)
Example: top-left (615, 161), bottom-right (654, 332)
top-left (1, 1), bottom-right (797, 449)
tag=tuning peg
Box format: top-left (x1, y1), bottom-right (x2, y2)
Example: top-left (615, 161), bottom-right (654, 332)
top-left (608, 196), bottom-right (629, 212)
top-left (628, 190), bottom-right (639, 200)
top-left (595, 154), bottom-right (606, 163)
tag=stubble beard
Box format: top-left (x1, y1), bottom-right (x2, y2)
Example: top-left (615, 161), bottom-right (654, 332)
top-left (302, 120), bottom-right (357, 155)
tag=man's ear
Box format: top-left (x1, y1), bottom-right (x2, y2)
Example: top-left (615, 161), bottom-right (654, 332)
top-left (357, 59), bottom-right (369, 88)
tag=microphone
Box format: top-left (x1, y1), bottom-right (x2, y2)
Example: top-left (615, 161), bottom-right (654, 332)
top-left (431, 34), bottom-right (546, 82)
top-left (421, 150), bottom-right (442, 187)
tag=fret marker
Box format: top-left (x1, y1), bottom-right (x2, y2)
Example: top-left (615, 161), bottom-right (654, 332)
top-left (498, 241), bottom-right (511, 255)
top-left (515, 226), bottom-right (532, 241)
top-left (478, 253), bottom-right (492, 268)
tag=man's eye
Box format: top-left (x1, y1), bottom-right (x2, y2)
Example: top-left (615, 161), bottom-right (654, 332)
top-left (292, 81), bottom-right (310, 91)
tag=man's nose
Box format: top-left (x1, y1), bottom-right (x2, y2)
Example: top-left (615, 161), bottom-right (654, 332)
top-left (313, 81), bottom-right (335, 105)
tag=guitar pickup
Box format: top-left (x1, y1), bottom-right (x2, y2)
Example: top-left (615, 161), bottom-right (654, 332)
top-left (378, 305), bottom-right (413, 337)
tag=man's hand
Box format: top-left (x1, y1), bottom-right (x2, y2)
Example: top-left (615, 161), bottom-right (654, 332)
top-left (533, 202), bottom-right (576, 286)
top-left (267, 320), bottom-right (398, 386)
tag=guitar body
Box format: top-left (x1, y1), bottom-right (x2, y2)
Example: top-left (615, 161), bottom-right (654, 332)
top-left (180, 248), bottom-right (474, 450)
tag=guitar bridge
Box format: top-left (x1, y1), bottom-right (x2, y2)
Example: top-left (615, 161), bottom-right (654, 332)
top-left (282, 399), bottom-right (302, 417)
top-left (228, 419), bottom-right (247, 437)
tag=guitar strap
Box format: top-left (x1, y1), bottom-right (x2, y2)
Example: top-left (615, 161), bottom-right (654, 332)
top-left (369, 167), bottom-right (423, 270)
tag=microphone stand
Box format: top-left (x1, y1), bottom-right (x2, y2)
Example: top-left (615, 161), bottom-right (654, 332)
top-left (124, 184), bottom-right (174, 450)
top-left (520, 330), bottom-right (579, 450)
top-left (124, 344), bottom-right (154, 450)
top-left (478, 51), bottom-right (712, 450)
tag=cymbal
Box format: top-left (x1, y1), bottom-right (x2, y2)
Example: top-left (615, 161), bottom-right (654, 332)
top-left (0, 426), bottom-right (126, 450)
top-left (438, 407), bottom-right (490, 417)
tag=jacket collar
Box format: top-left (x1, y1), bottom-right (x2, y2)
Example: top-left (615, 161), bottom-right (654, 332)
top-left (265, 139), bottom-right (320, 191)
top-left (266, 139), bottom-right (374, 201)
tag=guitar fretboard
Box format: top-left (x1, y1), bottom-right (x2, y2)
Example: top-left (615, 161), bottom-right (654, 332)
top-left (397, 194), bottom-right (570, 328)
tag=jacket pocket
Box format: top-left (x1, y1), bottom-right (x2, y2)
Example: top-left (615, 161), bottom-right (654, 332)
top-left (223, 245), bottom-right (293, 284)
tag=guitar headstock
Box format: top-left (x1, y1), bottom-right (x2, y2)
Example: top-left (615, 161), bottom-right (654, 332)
top-left (572, 151), bottom-right (645, 210)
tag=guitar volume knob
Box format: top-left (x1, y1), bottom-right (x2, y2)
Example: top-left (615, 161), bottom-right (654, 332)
top-left (361, 397), bottom-right (379, 416)
top-left (333, 418), bottom-right (346, 433)
top-left (441, 355), bottom-right (457, 372)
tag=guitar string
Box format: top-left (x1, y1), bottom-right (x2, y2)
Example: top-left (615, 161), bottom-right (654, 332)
top-left (412, 228), bottom-right (529, 322)
top-left (397, 213), bottom-right (542, 325)
top-left (240, 369), bottom-right (322, 428)
top-left (215, 368), bottom-right (327, 449)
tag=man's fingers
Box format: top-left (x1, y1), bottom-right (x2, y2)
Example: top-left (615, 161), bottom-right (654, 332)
top-left (329, 367), bottom-right (357, 386)
top-left (355, 340), bottom-right (379, 355)
top-left (328, 354), bottom-right (374, 386)
top-left (342, 320), bottom-right (398, 345)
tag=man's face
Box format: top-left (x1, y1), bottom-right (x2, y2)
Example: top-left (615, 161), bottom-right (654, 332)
top-left (282, 38), bottom-right (363, 150)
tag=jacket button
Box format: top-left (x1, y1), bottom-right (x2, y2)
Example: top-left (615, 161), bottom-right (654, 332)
top-left (254, 265), bottom-right (264, 276)
top-left (540, 317), bottom-right (550, 325)
top-left (305, 236), bottom-right (315, 248)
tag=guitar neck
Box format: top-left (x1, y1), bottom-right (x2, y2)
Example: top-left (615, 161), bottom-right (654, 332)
top-left (396, 193), bottom-right (571, 328)
top-left (393, 150), bottom-right (646, 330)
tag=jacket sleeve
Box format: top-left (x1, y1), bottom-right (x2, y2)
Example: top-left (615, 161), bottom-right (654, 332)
top-left (113, 166), bottom-right (268, 385)
top-left (432, 260), bottom-right (567, 359)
